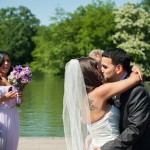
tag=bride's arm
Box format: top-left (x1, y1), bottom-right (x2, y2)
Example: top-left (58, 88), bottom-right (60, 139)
top-left (94, 71), bottom-right (141, 102)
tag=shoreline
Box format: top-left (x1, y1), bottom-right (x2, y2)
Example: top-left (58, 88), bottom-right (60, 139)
top-left (18, 137), bottom-right (66, 150)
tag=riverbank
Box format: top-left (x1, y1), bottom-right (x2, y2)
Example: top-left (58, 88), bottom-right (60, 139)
top-left (17, 137), bottom-right (66, 150)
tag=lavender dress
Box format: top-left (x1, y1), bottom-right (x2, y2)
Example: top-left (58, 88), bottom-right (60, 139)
top-left (0, 86), bottom-right (19, 150)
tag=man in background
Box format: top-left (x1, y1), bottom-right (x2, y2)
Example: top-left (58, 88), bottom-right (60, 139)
top-left (89, 49), bottom-right (104, 63)
top-left (89, 49), bottom-right (104, 69)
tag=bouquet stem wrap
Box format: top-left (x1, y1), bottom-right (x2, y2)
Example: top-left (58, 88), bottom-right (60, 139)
top-left (15, 87), bottom-right (22, 107)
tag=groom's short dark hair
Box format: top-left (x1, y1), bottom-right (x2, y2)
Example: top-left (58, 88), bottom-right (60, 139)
top-left (102, 48), bottom-right (131, 72)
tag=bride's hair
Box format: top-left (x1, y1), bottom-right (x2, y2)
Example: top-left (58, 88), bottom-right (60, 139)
top-left (78, 57), bottom-right (103, 93)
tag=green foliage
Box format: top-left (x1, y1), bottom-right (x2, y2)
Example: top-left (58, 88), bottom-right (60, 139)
top-left (30, 26), bottom-right (54, 73)
top-left (140, 0), bottom-right (150, 13)
top-left (31, 0), bottom-right (116, 76)
top-left (113, 3), bottom-right (150, 78)
top-left (0, 6), bottom-right (39, 65)
top-left (1, 1), bottom-right (149, 79)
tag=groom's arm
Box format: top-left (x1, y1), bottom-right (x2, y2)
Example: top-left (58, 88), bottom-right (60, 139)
top-left (101, 84), bottom-right (150, 150)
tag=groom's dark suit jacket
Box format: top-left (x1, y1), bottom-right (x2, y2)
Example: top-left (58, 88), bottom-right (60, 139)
top-left (101, 82), bottom-right (150, 150)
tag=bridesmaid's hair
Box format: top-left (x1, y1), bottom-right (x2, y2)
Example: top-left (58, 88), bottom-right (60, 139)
top-left (78, 57), bottom-right (103, 93)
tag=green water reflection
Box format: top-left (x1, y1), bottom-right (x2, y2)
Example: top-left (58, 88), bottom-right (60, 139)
top-left (19, 75), bottom-right (150, 137)
top-left (19, 74), bottom-right (64, 137)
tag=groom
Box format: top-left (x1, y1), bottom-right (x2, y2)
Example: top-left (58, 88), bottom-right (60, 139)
top-left (97, 48), bottom-right (150, 150)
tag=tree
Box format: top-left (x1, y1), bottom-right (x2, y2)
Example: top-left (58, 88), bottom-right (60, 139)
top-left (30, 25), bottom-right (54, 73)
top-left (140, 0), bottom-right (150, 13)
top-left (113, 3), bottom-right (150, 78)
top-left (0, 6), bottom-right (39, 65)
top-left (31, 0), bottom-right (116, 76)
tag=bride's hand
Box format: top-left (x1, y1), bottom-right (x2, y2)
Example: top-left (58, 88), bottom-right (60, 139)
top-left (130, 71), bottom-right (141, 83)
top-left (93, 147), bottom-right (101, 150)
top-left (131, 65), bottom-right (143, 81)
top-left (85, 135), bottom-right (92, 150)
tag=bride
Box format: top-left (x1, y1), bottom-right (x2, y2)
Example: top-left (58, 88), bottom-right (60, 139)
top-left (63, 57), bottom-right (141, 150)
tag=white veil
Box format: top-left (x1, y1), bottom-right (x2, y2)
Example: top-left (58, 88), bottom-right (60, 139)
top-left (63, 59), bottom-right (91, 150)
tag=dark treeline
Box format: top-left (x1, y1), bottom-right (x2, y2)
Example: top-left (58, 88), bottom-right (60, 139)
top-left (0, 0), bottom-right (149, 79)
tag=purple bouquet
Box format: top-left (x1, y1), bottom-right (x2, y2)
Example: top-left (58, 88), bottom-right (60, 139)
top-left (8, 65), bottom-right (32, 106)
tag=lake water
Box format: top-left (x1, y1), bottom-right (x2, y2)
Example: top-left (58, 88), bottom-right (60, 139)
top-left (19, 74), bottom-right (64, 137)
top-left (19, 74), bottom-right (150, 137)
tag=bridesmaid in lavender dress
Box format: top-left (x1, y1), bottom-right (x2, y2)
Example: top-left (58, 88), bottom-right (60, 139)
top-left (0, 51), bottom-right (22, 150)
top-left (0, 85), bottom-right (19, 150)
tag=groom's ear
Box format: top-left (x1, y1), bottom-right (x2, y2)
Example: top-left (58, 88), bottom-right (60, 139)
top-left (116, 64), bottom-right (123, 74)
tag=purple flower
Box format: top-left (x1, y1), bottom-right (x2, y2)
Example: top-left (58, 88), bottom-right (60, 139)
top-left (8, 65), bottom-right (32, 90)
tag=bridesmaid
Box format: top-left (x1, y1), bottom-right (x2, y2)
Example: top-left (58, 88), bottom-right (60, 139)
top-left (0, 51), bottom-right (22, 150)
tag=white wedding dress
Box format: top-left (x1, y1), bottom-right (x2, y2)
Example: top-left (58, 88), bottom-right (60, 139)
top-left (87, 105), bottom-right (120, 149)
top-left (63, 59), bottom-right (121, 150)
